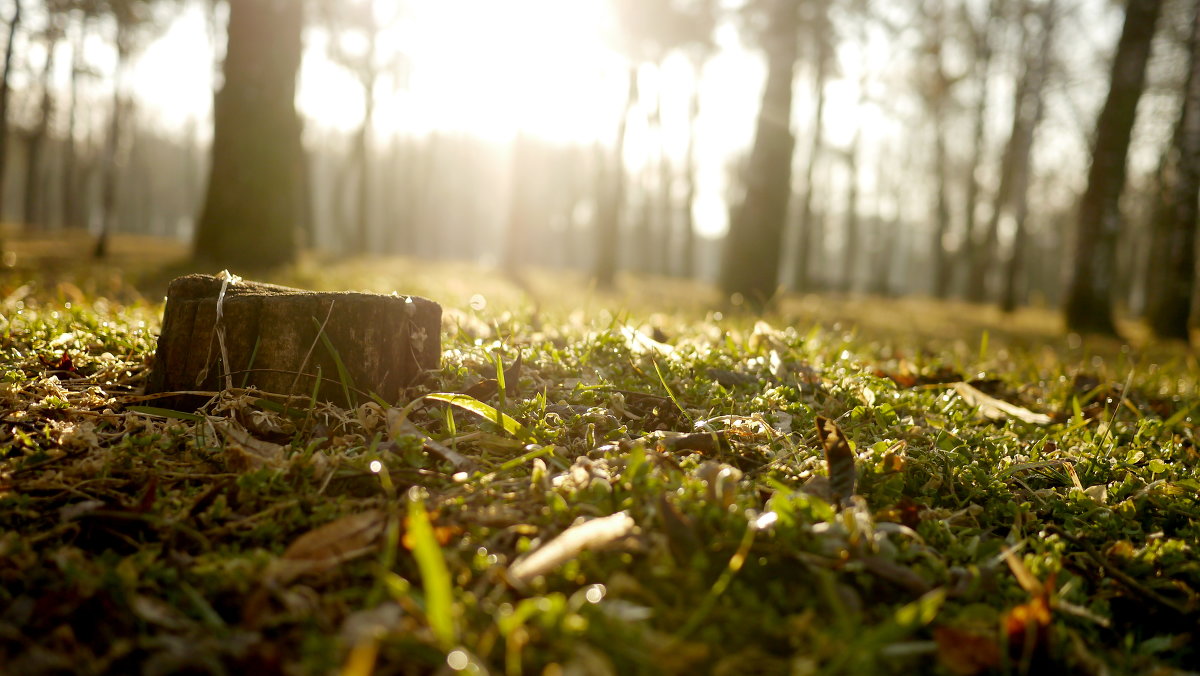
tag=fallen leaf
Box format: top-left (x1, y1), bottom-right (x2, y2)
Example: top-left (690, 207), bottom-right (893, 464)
top-left (265, 510), bottom-right (388, 584)
top-left (952, 382), bottom-right (1052, 425)
top-left (1004, 594), bottom-right (1053, 659)
top-left (508, 512), bottom-right (637, 587)
top-left (213, 419), bottom-right (288, 471)
top-left (695, 461), bottom-right (742, 508)
top-left (38, 349), bottom-right (78, 376)
top-left (706, 368), bottom-right (761, 388)
top-left (1003, 551), bottom-right (1055, 668)
top-left (934, 626), bottom-right (1001, 675)
top-left (621, 325), bottom-right (676, 356)
top-left (858, 555), bottom-right (931, 594)
top-left (815, 416), bottom-right (857, 506)
top-left (650, 430), bottom-right (730, 454)
top-left (1004, 548), bottom-right (1045, 597)
top-left (386, 407), bottom-right (472, 469)
top-left (875, 365), bottom-right (963, 388)
top-left (130, 594), bottom-right (195, 631)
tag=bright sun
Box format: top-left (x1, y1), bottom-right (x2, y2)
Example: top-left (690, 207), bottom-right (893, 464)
top-left (299, 0), bottom-right (625, 143)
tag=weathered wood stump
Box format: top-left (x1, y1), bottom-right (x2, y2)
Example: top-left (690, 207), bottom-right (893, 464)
top-left (146, 274), bottom-right (441, 410)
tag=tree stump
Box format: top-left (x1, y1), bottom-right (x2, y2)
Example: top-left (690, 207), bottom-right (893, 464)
top-left (145, 274), bottom-right (441, 410)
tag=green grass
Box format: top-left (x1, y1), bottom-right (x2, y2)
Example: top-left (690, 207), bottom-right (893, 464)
top-left (1, 254), bottom-right (1198, 674)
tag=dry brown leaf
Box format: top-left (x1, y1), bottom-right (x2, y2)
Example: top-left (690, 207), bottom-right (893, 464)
top-left (1004, 594), bottom-right (1053, 664)
top-left (952, 382), bottom-right (1052, 425)
top-left (695, 461), bottom-right (742, 508)
top-left (933, 626), bottom-right (1001, 675)
top-left (857, 555), bottom-right (932, 594)
top-left (1002, 551), bottom-right (1056, 667)
top-left (1004, 547), bottom-right (1045, 597)
top-left (508, 512), bottom-right (636, 587)
top-left (815, 416), bottom-right (857, 507)
top-left (386, 408), bottom-right (472, 469)
top-left (212, 419), bottom-right (288, 471)
top-left (620, 326), bottom-right (675, 357)
top-left (265, 509), bottom-right (388, 584)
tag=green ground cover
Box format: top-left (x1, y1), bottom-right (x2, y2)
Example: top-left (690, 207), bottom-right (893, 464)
top-left (1, 259), bottom-right (1198, 675)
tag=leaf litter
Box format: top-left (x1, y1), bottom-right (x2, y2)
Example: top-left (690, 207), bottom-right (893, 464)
top-left (1, 281), bottom-right (1199, 674)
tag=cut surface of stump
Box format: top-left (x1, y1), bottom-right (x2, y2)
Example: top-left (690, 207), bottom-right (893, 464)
top-left (146, 274), bottom-right (441, 410)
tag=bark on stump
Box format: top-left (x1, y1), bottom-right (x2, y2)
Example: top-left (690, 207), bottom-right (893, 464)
top-left (146, 274), bottom-right (441, 410)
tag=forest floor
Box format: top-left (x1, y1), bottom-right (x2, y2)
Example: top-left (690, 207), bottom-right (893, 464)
top-left (1, 232), bottom-right (1198, 674)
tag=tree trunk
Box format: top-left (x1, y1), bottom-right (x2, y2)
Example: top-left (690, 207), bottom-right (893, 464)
top-left (1147, 0), bottom-right (1200, 338)
top-left (353, 30), bottom-right (377, 254)
top-left (963, 0), bottom-right (999, 302)
top-left (869, 148), bottom-right (899, 297)
top-left (194, 0), bottom-right (306, 270)
top-left (353, 93), bottom-right (373, 254)
top-left (1001, 0), bottom-right (1056, 313)
top-left (146, 274), bottom-right (442, 411)
top-left (655, 77), bottom-right (674, 276)
top-left (923, 0), bottom-right (957, 299)
top-left (971, 61), bottom-right (1027, 304)
top-left (1064, 0), bottom-right (1163, 335)
top-left (792, 41), bottom-right (828, 292)
top-left (0, 0), bottom-right (20, 255)
top-left (93, 36), bottom-right (128, 260)
top-left (931, 95), bottom-right (953, 297)
top-left (593, 65), bottom-right (637, 289)
top-left (840, 129), bottom-right (860, 293)
top-left (23, 32), bottom-right (55, 230)
top-left (62, 13), bottom-right (85, 231)
top-left (503, 133), bottom-right (537, 273)
top-left (680, 66), bottom-right (701, 279)
top-left (720, 0), bottom-right (799, 308)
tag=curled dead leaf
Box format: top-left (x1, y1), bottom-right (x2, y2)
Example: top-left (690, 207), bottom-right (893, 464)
top-left (265, 509), bottom-right (388, 585)
top-left (933, 626), bottom-right (1001, 676)
top-left (508, 512), bottom-right (637, 587)
top-left (815, 416), bottom-right (857, 507)
top-left (695, 461), bottom-right (742, 508)
top-left (621, 326), bottom-right (675, 357)
top-left (212, 419), bottom-right (288, 471)
top-left (952, 382), bottom-right (1052, 425)
top-left (386, 408), bottom-right (472, 469)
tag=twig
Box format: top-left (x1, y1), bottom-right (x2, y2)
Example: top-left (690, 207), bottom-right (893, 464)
top-left (1049, 525), bottom-right (1192, 619)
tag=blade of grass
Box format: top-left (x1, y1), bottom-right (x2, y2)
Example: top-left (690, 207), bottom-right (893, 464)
top-left (1163, 401), bottom-right (1198, 430)
top-left (366, 505), bottom-right (401, 608)
top-left (498, 444), bottom-right (554, 473)
top-left (311, 316), bottom-right (356, 408)
top-left (407, 493), bottom-right (456, 650)
top-left (675, 520), bottom-right (755, 640)
top-left (287, 302), bottom-right (336, 413)
top-left (652, 359), bottom-right (692, 425)
top-left (425, 393), bottom-right (523, 437)
top-left (1095, 367), bottom-right (1136, 459)
top-left (494, 351), bottom-right (507, 429)
top-left (126, 406), bottom-right (204, 423)
top-left (240, 335), bottom-right (261, 389)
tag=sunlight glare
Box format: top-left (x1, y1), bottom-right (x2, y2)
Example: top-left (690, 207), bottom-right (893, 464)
top-left (301, 0), bottom-right (625, 142)
top-left (129, 5), bottom-right (213, 133)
